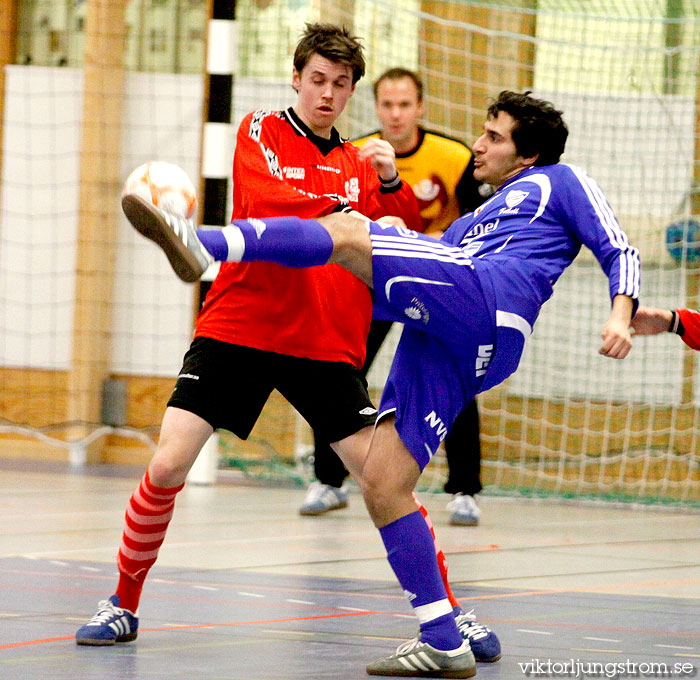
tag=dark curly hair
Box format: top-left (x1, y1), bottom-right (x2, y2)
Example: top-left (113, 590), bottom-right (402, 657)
top-left (488, 91), bottom-right (568, 166)
top-left (293, 23), bottom-right (366, 85)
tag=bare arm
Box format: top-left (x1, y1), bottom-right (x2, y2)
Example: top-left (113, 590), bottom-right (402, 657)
top-left (599, 294), bottom-right (634, 359)
top-left (630, 306), bottom-right (672, 336)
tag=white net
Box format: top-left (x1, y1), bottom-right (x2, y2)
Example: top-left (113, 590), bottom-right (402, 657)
top-left (1, 0), bottom-right (699, 504)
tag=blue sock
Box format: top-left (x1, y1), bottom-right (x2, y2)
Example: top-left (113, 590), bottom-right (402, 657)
top-left (379, 511), bottom-right (462, 651)
top-left (196, 227), bottom-right (230, 261)
top-left (196, 217), bottom-right (333, 267)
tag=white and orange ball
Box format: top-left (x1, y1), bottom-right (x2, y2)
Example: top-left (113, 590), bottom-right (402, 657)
top-left (122, 161), bottom-right (197, 219)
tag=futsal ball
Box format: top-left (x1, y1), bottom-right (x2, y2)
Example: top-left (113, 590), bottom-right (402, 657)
top-left (665, 219), bottom-right (700, 263)
top-left (122, 161), bottom-right (197, 220)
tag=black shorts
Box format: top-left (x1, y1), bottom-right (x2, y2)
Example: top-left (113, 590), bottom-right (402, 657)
top-left (167, 336), bottom-right (377, 442)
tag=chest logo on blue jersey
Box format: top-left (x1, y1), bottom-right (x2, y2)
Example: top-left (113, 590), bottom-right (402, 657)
top-left (461, 217), bottom-right (500, 244)
top-left (499, 189), bottom-right (529, 215)
top-left (506, 190), bottom-right (528, 208)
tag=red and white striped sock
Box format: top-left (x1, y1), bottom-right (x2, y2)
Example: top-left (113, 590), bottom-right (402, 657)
top-left (115, 469), bottom-right (184, 612)
top-left (414, 494), bottom-right (461, 609)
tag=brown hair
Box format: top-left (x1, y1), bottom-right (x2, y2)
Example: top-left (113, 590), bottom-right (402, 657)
top-left (373, 67), bottom-right (423, 102)
top-left (293, 23), bottom-right (366, 84)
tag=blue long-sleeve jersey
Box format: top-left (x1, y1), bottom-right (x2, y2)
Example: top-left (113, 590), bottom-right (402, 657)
top-left (443, 163), bottom-right (640, 331)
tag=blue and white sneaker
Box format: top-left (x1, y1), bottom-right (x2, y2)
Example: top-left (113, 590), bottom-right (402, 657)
top-left (455, 608), bottom-right (501, 662)
top-left (75, 594), bottom-right (139, 646)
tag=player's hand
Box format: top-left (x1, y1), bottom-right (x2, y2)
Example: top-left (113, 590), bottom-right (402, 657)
top-left (599, 295), bottom-right (634, 359)
top-left (599, 318), bottom-right (632, 359)
top-left (629, 306), bottom-right (672, 336)
top-left (376, 215), bottom-right (408, 229)
top-left (358, 138), bottom-right (398, 182)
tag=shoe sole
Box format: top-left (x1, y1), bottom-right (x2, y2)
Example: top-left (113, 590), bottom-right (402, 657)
top-left (475, 653), bottom-right (501, 663)
top-left (366, 664), bottom-right (476, 678)
top-left (76, 632), bottom-right (138, 646)
top-left (449, 517), bottom-right (479, 527)
top-left (299, 500), bottom-right (348, 516)
top-left (122, 194), bottom-right (204, 283)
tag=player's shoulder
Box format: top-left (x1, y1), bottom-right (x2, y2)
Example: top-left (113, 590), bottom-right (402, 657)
top-left (418, 129), bottom-right (472, 167)
top-left (548, 162), bottom-right (596, 183)
top-left (238, 109), bottom-right (285, 138)
top-left (241, 108), bottom-right (284, 123)
top-left (420, 128), bottom-right (471, 153)
top-left (351, 130), bottom-right (381, 148)
top-left (550, 163), bottom-right (610, 198)
top-left (523, 163), bottom-right (589, 191)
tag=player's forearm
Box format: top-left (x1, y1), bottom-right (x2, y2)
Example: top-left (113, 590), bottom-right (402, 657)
top-left (630, 306), bottom-right (673, 336)
top-left (609, 294), bottom-right (635, 325)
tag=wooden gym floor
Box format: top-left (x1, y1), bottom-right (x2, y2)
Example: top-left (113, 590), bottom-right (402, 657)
top-left (0, 459), bottom-right (698, 679)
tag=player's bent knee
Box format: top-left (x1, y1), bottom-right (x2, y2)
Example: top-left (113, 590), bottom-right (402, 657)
top-left (148, 450), bottom-right (194, 487)
top-left (317, 213), bottom-right (373, 286)
top-left (318, 213), bottom-right (370, 251)
top-left (358, 470), bottom-right (415, 526)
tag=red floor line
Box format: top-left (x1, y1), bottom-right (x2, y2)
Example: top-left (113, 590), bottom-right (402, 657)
top-left (0, 610), bottom-right (377, 651)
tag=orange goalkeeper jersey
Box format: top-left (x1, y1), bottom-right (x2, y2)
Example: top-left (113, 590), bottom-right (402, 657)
top-left (353, 127), bottom-right (483, 234)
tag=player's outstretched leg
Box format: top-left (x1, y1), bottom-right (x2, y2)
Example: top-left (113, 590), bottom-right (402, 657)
top-left (121, 194), bottom-right (334, 281)
top-left (122, 194), bottom-right (214, 282)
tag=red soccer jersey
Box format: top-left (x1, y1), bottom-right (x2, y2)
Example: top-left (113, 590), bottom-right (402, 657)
top-left (195, 108), bottom-right (420, 368)
top-left (678, 308), bottom-right (700, 350)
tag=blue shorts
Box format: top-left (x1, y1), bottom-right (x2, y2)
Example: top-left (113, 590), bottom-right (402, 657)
top-left (369, 222), bottom-right (497, 470)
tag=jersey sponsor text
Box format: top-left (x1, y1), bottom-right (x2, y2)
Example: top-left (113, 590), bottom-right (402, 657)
top-left (424, 410), bottom-right (448, 442)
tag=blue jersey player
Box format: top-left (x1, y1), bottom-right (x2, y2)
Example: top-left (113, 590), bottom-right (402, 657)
top-left (122, 91), bottom-right (640, 678)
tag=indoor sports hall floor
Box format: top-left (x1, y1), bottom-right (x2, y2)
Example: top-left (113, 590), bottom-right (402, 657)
top-left (0, 459), bottom-right (698, 680)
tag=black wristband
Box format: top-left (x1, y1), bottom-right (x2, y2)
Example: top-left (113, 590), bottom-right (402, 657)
top-left (379, 173), bottom-right (400, 187)
top-left (668, 310), bottom-right (677, 333)
top-left (669, 309), bottom-right (685, 336)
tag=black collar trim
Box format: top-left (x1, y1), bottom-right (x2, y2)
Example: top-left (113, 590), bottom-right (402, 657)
top-left (284, 107), bottom-right (344, 156)
top-left (394, 127), bottom-right (426, 159)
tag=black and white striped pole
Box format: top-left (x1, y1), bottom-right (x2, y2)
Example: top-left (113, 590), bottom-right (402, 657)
top-left (201, 0), bottom-right (236, 246)
top-left (189, 0), bottom-right (237, 485)
top-left (198, 0), bottom-right (236, 309)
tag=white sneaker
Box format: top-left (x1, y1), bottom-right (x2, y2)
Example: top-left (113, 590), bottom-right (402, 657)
top-left (298, 481), bottom-right (348, 516)
top-left (366, 637), bottom-right (476, 677)
top-left (447, 493), bottom-right (480, 526)
top-left (121, 193), bottom-right (213, 282)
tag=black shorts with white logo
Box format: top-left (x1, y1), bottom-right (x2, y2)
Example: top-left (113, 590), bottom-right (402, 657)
top-left (167, 336), bottom-right (377, 443)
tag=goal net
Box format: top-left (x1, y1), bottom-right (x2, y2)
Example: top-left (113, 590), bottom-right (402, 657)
top-left (1, 0), bottom-right (699, 506)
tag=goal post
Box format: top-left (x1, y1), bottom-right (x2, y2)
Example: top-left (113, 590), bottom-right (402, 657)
top-left (67, 0), bottom-right (126, 460)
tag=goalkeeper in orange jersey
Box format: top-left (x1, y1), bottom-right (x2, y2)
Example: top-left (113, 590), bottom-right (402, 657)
top-left (631, 306), bottom-right (700, 349)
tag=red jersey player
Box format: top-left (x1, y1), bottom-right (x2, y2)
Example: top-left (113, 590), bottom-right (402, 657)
top-left (76, 21), bottom-right (419, 645)
top-left (78, 23), bottom-right (500, 673)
